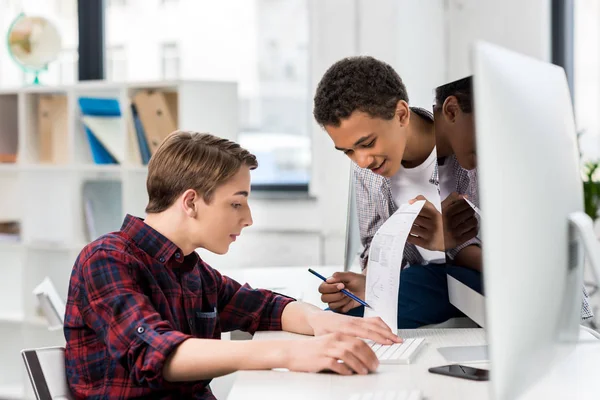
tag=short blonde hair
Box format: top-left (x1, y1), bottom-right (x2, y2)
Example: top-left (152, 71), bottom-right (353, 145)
top-left (145, 131), bottom-right (258, 213)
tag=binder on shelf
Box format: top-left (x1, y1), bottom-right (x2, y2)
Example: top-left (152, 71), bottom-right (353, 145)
top-left (38, 95), bottom-right (68, 164)
top-left (0, 95), bottom-right (18, 163)
top-left (0, 154), bottom-right (16, 163)
top-left (132, 90), bottom-right (178, 155)
top-left (131, 103), bottom-right (151, 165)
top-left (77, 97), bottom-right (122, 165)
top-left (0, 220), bottom-right (20, 242)
top-left (81, 115), bottom-right (125, 164)
top-left (123, 100), bottom-right (142, 165)
top-left (32, 276), bottom-right (65, 331)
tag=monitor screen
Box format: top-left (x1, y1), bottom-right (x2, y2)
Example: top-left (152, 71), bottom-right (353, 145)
top-left (433, 76), bottom-right (485, 326)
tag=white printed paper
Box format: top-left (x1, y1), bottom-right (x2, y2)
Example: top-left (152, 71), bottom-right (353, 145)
top-left (464, 197), bottom-right (481, 216)
top-left (364, 200), bottom-right (426, 331)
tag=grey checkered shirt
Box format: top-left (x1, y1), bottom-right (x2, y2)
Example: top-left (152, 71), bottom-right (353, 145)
top-left (353, 108), bottom-right (593, 321)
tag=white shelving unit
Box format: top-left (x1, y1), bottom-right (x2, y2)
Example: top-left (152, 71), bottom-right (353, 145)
top-left (0, 80), bottom-right (237, 399)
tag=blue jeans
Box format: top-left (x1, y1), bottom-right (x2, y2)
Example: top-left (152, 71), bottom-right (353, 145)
top-left (334, 264), bottom-right (483, 329)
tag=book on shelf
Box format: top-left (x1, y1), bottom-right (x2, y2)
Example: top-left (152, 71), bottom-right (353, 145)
top-left (0, 221), bottom-right (20, 242)
top-left (130, 103), bottom-right (151, 164)
top-left (78, 97), bottom-right (121, 165)
top-left (78, 96), bottom-right (157, 165)
top-left (38, 95), bottom-right (69, 164)
top-left (0, 94), bottom-right (18, 164)
top-left (0, 154), bottom-right (16, 163)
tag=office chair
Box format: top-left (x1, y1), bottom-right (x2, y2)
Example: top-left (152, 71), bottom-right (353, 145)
top-left (21, 346), bottom-right (73, 400)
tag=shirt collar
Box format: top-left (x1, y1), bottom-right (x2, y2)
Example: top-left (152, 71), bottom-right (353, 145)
top-left (120, 214), bottom-right (198, 271)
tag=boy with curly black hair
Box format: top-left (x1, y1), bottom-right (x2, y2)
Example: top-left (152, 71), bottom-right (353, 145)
top-left (314, 56), bottom-right (482, 328)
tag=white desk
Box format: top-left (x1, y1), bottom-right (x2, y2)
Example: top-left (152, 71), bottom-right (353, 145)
top-left (227, 328), bottom-right (490, 400)
top-left (520, 339), bottom-right (600, 399)
top-left (227, 328), bottom-right (600, 400)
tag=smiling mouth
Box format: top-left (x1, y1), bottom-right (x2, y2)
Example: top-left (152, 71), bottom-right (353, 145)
top-left (370, 160), bottom-right (386, 173)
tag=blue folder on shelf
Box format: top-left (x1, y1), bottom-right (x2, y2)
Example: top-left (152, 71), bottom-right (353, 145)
top-left (130, 104), bottom-right (151, 165)
top-left (78, 97), bottom-right (121, 165)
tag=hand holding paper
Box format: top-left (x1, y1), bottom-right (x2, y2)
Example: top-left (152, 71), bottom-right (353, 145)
top-left (442, 192), bottom-right (479, 249)
top-left (407, 195), bottom-right (445, 252)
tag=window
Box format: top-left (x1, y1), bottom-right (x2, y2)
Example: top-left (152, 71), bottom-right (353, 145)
top-left (106, 46), bottom-right (128, 82)
top-left (574, 0), bottom-right (600, 162)
top-left (105, 0), bottom-right (310, 189)
top-left (58, 48), bottom-right (78, 83)
top-left (161, 43), bottom-right (180, 80)
top-left (107, 0), bottom-right (127, 7)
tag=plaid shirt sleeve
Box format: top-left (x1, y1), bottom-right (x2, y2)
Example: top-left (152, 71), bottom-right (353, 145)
top-left (353, 163), bottom-right (386, 271)
top-left (447, 161), bottom-right (482, 260)
top-left (80, 248), bottom-right (192, 390)
top-left (210, 266), bottom-right (295, 334)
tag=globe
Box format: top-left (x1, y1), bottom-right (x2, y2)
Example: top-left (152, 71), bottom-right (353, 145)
top-left (6, 13), bottom-right (62, 84)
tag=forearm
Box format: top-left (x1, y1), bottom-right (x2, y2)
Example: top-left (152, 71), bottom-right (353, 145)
top-left (453, 245), bottom-right (482, 271)
top-left (163, 338), bottom-right (289, 382)
top-left (280, 301), bottom-right (321, 336)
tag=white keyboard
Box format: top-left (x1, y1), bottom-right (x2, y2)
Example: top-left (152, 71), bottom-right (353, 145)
top-left (365, 337), bottom-right (425, 364)
top-left (348, 389), bottom-right (422, 400)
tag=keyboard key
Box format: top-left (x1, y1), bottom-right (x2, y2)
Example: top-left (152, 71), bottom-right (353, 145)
top-left (364, 337), bottom-right (425, 364)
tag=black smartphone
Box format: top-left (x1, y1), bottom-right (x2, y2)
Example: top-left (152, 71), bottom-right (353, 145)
top-left (428, 364), bottom-right (489, 381)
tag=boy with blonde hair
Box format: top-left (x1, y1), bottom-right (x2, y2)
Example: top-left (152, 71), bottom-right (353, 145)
top-left (64, 131), bottom-right (400, 399)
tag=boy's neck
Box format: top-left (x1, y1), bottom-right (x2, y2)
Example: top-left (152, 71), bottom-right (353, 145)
top-left (144, 212), bottom-right (197, 255)
top-left (434, 128), bottom-right (453, 159)
top-left (401, 110), bottom-right (436, 169)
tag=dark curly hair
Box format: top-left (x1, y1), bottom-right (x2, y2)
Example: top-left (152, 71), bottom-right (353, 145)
top-left (434, 76), bottom-right (473, 113)
top-left (313, 56), bottom-right (409, 127)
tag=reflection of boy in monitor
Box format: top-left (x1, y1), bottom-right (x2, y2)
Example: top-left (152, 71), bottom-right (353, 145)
top-left (433, 76), bottom-right (482, 273)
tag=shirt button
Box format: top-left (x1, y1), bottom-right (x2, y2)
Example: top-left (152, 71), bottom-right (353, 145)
top-left (159, 257), bottom-right (165, 263)
top-left (137, 326), bottom-right (145, 334)
top-left (175, 252), bottom-right (181, 259)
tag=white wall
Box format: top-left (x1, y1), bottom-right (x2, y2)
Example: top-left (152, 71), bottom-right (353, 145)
top-left (204, 0), bottom-right (553, 270)
top-left (446, 0), bottom-right (551, 80)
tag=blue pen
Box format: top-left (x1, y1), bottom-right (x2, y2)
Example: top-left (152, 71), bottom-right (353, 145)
top-left (308, 268), bottom-right (371, 309)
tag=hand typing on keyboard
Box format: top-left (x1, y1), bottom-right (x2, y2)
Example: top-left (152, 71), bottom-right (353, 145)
top-left (283, 332), bottom-right (381, 375)
top-left (307, 312), bottom-right (403, 345)
top-left (363, 337), bottom-right (426, 364)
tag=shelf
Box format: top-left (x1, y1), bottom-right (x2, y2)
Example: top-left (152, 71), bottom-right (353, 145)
top-left (0, 313), bottom-right (47, 327)
top-left (23, 240), bottom-right (87, 252)
top-left (17, 163), bottom-right (119, 172)
top-left (0, 164), bottom-right (18, 173)
top-left (0, 383), bottom-right (23, 400)
top-left (0, 241), bottom-right (22, 250)
top-left (0, 313), bottom-right (24, 324)
top-left (124, 165), bottom-right (148, 173)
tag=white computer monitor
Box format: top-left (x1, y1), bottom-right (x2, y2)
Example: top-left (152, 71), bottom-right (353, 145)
top-left (344, 166), bottom-right (362, 272)
top-left (472, 41), bottom-right (596, 400)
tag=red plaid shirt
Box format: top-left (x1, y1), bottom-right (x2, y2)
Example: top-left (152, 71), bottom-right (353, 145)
top-left (64, 214), bottom-right (294, 399)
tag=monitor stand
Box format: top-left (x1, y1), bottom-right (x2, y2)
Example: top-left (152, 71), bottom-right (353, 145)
top-left (438, 344), bottom-right (489, 363)
top-left (437, 275), bottom-right (489, 363)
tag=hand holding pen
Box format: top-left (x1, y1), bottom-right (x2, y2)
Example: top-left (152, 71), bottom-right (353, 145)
top-left (309, 269), bottom-right (371, 312)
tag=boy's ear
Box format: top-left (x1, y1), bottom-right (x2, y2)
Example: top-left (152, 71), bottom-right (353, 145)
top-left (443, 96), bottom-right (460, 122)
top-left (181, 189), bottom-right (199, 218)
top-left (395, 100), bottom-right (410, 126)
